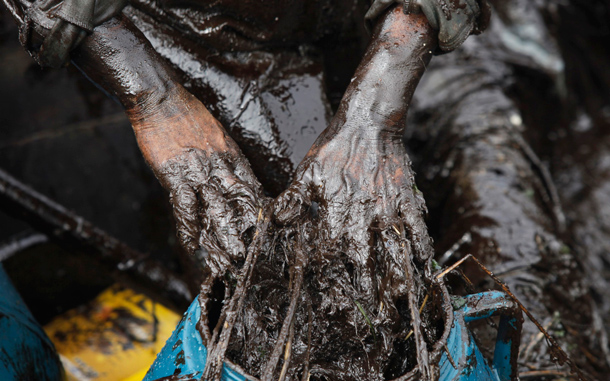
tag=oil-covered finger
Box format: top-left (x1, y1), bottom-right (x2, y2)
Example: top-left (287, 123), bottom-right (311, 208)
top-left (168, 181), bottom-right (200, 255)
top-left (196, 211), bottom-right (233, 276)
top-left (273, 183), bottom-right (312, 226)
top-left (213, 168), bottom-right (260, 222)
top-left (199, 185), bottom-right (247, 265)
top-left (232, 159), bottom-right (270, 220)
top-left (399, 198), bottom-right (433, 266)
top-left (344, 224), bottom-right (379, 309)
top-left (208, 160), bottom-right (265, 232)
top-left (226, 180), bottom-right (259, 223)
top-left (233, 159), bottom-right (265, 196)
top-left (197, 230), bottom-right (231, 276)
top-left (379, 228), bottom-right (411, 303)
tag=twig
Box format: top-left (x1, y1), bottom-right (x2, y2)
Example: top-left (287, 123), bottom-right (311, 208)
top-left (404, 330), bottom-right (414, 341)
top-left (519, 369), bottom-right (576, 379)
top-left (435, 254), bottom-right (473, 281)
top-left (203, 208), bottom-right (270, 380)
top-left (278, 319), bottom-right (295, 381)
top-left (262, 235), bottom-right (306, 379)
top-left (0, 167), bottom-right (191, 305)
top-left (439, 232), bottom-right (471, 265)
top-left (301, 302), bottom-right (313, 381)
top-left (198, 276), bottom-right (219, 344)
top-left (404, 294), bottom-right (429, 341)
top-left (455, 268), bottom-right (475, 293)
top-left (443, 344), bottom-right (457, 369)
top-left (394, 225), bottom-right (432, 379)
top-left (522, 314), bottom-right (557, 362)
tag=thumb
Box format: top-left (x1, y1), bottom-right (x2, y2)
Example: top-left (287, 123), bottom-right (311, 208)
top-left (273, 180), bottom-right (312, 226)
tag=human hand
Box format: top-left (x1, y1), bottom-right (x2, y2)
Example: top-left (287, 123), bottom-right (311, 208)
top-left (274, 7), bottom-right (435, 273)
top-left (132, 86), bottom-right (268, 276)
top-left (366, 0), bottom-right (491, 52)
top-left (272, 9), bottom-right (439, 378)
top-left (273, 118), bottom-right (433, 291)
top-left (271, 113), bottom-right (438, 378)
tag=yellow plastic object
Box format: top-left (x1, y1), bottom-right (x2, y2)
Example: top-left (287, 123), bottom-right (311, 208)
top-left (44, 285), bottom-right (181, 381)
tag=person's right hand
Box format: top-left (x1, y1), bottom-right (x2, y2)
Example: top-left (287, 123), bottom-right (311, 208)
top-left (131, 85), bottom-right (268, 276)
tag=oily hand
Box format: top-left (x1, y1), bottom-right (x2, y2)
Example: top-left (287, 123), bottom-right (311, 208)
top-left (366, 0), bottom-right (491, 52)
top-left (273, 121), bottom-right (433, 299)
top-left (131, 88), bottom-right (268, 276)
top-left (159, 149), bottom-right (266, 275)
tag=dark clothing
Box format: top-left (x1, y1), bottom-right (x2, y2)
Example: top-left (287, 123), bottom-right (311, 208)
top-left (130, 0), bottom-right (369, 51)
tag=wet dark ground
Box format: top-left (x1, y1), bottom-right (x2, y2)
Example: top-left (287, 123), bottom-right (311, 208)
top-left (1, 1), bottom-right (610, 380)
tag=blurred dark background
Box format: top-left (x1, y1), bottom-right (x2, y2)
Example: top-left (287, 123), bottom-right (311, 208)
top-left (0, 8), bottom-right (180, 324)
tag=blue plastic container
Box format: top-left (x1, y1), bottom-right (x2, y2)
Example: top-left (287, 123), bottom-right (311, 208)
top-left (439, 291), bottom-right (522, 381)
top-left (0, 263), bottom-right (64, 381)
top-left (143, 299), bottom-right (247, 381)
top-left (144, 290), bottom-right (522, 381)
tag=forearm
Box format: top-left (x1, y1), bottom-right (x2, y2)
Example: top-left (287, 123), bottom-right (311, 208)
top-left (329, 7), bottom-right (436, 138)
top-left (70, 14), bottom-right (177, 113)
top-left (68, 15), bottom-right (231, 168)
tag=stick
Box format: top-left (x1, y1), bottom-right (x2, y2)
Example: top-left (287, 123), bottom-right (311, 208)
top-left (300, 301), bottom-right (313, 381)
top-left (393, 226), bottom-right (432, 380)
top-left (0, 167), bottom-right (191, 306)
top-left (203, 209), bottom-right (270, 380)
top-left (519, 370), bottom-right (576, 379)
top-left (278, 319), bottom-right (295, 381)
top-left (262, 233), bottom-right (306, 380)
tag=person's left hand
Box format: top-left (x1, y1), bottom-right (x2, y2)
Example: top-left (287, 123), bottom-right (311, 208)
top-left (272, 9), bottom-right (440, 376)
top-left (273, 115), bottom-right (433, 302)
top-left (274, 6), bottom-right (436, 297)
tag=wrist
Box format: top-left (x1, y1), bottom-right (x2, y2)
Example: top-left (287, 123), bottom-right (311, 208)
top-left (343, 11), bottom-right (435, 129)
top-left (128, 86), bottom-right (231, 168)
